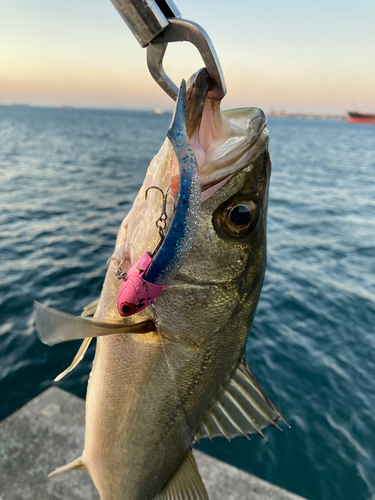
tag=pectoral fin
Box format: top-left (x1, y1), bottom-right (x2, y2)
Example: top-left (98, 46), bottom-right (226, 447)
top-left (48, 456), bottom-right (86, 477)
top-left (52, 299), bottom-right (100, 380)
top-left (35, 301), bottom-right (154, 346)
top-left (156, 450), bottom-right (208, 500)
top-left (54, 337), bottom-right (93, 381)
top-left (195, 356), bottom-right (288, 442)
top-left (81, 298), bottom-right (99, 317)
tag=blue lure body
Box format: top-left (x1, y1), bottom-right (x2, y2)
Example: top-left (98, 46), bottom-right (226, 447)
top-left (144, 80), bottom-right (201, 286)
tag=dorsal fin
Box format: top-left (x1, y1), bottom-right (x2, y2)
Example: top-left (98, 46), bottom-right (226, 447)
top-left (195, 356), bottom-right (288, 442)
top-left (156, 450), bottom-right (208, 500)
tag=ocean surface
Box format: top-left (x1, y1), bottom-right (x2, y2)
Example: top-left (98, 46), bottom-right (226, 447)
top-left (0, 104), bottom-right (374, 500)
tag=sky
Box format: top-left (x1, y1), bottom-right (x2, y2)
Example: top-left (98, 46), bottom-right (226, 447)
top-left (0, 0), bottom-right (374, 114)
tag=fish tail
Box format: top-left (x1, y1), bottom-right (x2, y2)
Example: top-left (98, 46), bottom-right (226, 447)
top-left (156, 450), bottom-right (208, 500)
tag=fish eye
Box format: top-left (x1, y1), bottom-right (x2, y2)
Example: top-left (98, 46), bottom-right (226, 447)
top-left (229, 204), bottom-right (252, 227)
top-left (213, 200), bottom-right (258, 238)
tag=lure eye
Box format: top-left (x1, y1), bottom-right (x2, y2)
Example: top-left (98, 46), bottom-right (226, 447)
top-left (214, 200), bottom-right (258, 238)
top-left (120, 302), bottom-right (138, 316)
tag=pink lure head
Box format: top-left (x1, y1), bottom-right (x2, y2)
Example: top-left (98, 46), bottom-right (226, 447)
top-left (117, 252), bottom-right (165, 317)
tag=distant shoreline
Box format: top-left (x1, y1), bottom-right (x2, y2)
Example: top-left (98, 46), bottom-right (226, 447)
top-left (269, 112), bottom-right (345, 120)
top-left (0, 104), bottom-right (355, 121)
top-left (0, 103), bottom-right (174, 114)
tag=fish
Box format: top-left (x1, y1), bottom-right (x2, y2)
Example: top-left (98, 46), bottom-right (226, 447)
top-left (36, 68), bottom-right (287, 500)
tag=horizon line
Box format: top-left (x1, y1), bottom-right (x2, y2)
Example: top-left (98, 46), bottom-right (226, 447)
top-left (0, 102), bottom-right (353, 118)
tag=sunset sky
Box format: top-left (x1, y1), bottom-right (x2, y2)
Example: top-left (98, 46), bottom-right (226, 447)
top-left (1, 0), bottom-right (374, 114)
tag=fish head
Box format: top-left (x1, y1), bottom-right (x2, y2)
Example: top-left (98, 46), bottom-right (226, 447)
top-left (153, 106), bottom-right (271, 346)
top-left (178, 120), bottom-right (270, 287)
top-left (99, 73), bottom-right (271, 350)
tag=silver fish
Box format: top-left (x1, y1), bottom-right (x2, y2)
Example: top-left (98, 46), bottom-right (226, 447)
top-left (37, 69), bottom-right (286, 500)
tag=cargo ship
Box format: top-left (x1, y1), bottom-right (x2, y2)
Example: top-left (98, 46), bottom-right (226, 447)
top-left (347, 112), bottom-right (375, 124)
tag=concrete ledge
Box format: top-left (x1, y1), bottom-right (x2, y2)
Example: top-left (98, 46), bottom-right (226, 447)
top-left (0, 387), bottom-right (307, 500)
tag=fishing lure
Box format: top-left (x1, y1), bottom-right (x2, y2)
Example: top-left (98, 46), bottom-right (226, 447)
top-left (117, 80), bottom-right (200, 317)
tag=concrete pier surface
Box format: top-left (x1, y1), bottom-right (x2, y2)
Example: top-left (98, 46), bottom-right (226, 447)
top-left (0, 387), bottom-right (307, 500)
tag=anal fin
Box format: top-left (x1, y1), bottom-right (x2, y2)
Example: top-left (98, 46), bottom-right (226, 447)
top-left (156, 450), bottom-right (208, 500)
top-left (48, 456), bottom-right (87, 477)
top-left (196, 356), bottom-right (288, 442)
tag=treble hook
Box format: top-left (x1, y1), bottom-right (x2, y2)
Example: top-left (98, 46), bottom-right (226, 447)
top-left (145, 186), bottom-right (176, 212)
top-left (145, 186), bottom-right (176, 258)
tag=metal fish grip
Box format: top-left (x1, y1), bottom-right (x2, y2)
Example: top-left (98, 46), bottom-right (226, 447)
top-left (147, 18), bottom-right (226, 101)
top-left (109, 0), bottom-right (226, 101)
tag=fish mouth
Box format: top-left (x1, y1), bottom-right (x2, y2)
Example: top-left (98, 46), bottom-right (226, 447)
top-left (184, 70), bottom-right (269, 200)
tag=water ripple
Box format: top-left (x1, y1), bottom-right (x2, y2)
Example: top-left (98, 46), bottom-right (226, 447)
top-left (1, 107), bottom-right (374, 500)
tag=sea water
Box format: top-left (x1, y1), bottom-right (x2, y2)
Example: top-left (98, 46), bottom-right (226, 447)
top-left (0, 105), bottom-right (374, 500)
